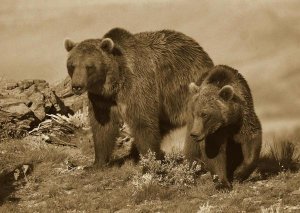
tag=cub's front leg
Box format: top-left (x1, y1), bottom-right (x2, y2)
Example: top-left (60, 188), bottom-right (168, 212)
top-left (200, 140), bottom-right (232, 190)
top-left (234, 131), bottom-right (262, 181)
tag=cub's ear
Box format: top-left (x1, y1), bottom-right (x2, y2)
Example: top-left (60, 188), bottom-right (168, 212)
top-left (219, 85), bottom-right (234, 101)
top-left (189, 82), bottom-right (200, 94)
top-left (64, 39), bottom-right (76, 52)
top-left (100, 38), bottom-right (114, 53)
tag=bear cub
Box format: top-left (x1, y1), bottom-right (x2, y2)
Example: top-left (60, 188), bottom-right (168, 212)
top-left (184, 65), bottom-right (262, 189)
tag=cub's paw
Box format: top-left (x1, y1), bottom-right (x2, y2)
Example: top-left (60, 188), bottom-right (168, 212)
top-left (212, 175), bottom-right (232, 191)
top-left (234, 169), bottom-right (248, 182)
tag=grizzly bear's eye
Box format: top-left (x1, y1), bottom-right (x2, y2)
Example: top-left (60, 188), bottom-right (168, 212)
top-left (86, 65), bottom-right (95, 73)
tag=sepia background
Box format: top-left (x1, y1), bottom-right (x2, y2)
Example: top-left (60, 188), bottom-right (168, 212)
top-left (1, 0), bottom-right (300, 136)
top-left (1, 1), bottom-right (300, 211)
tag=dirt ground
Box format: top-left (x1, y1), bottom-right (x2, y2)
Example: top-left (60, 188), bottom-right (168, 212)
top-left (1, 126), bottom-right (300, 213)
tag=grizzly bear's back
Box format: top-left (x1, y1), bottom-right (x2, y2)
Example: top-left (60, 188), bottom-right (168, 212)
top-left (136, 30), bottom-right (214, 126)
top-left (104, 28), bottom-right (214, 128)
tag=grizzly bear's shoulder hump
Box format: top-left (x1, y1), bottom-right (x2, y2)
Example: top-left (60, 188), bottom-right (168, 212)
top-left (104, 28), bottom-right (134, 43)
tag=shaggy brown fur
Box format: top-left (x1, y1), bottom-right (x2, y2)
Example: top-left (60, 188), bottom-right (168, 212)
top-left (64, 28), bottom-right (214, 167)
top-left (185, 65), bottom-right (262, 189)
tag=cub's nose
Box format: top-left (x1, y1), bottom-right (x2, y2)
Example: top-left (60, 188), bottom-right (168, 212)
top-left (72, 85), bottom-right (83, 95)
top-left (190, 133), bottom-right (198, 138)
top-left (190, 133), bottom-right (205, 142)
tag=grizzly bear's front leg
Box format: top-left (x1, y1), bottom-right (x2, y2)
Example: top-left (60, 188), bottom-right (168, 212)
top-left (234, 131), bottom-right (262, 181)
top-left (88, 98), bottom-right (120, 167)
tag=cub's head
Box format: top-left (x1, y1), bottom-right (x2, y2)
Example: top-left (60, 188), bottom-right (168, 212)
top-left (188, 82), bottom-right (236, 142)
top-left (64, 38), bottom-right (120, 96)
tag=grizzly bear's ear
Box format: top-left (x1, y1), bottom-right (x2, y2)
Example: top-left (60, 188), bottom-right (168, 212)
top-left (100, 38), bottom-right (114, 53)
top-left (189, 82), bottom-right (200, 94)
top-left (219, 85), bottom-right (234, 101)
top-left (64, 39), bottom-right (76, 52)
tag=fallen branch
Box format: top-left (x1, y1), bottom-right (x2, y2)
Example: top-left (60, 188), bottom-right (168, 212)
top-left (47, 135), bottom-right (78, 148)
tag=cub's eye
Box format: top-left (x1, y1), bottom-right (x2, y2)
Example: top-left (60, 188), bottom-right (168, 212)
top-left (201, 112), bottom-right (208, 119)
top-left (67, 64), bottom-right (75, 76)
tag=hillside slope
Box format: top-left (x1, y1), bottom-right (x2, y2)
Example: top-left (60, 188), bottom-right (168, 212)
top-left (0, 0), bottom-right (299, 122)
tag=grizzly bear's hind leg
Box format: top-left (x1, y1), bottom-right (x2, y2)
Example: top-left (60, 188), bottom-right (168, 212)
top-left (131, 122), bottom-right (165, 160)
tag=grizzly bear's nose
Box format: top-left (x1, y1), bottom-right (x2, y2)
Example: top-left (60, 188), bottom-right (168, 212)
top-left (72, 86), bottom-right (83, 94)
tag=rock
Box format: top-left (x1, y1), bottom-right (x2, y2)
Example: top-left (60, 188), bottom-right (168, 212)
top-left (33, 79), bottom-right (47, 85)
top-left (18, 79), bottom-right (35, 90)
top-left (114, 209), bottom-right (132, 213)
top-left (0, 76), bottom-right (92, 140)
top-left (0, 78), bottom-right (74, 140)
top-left (0, 97), bottom-right (26, 108)
top-left (5, 82), bottom-right (18, 90)
top-left (0, 109), bottom-right (38, 140)
top-left (23, 84), bottom-right (37, 97)
top-left (17, 79), bottom-right (48, 91)
top-left (291, 189), bottom-right (300, 195)
top-left (28, 92), bottom-right (46, 120)
top-left (51, 77), bottom-right (72, 98)
top-left (2, 102), bottom-right (31, 116)
top-left (52, 76), bottom-right (88, 112)
top-left (62, 94), bottom-right (88, 113)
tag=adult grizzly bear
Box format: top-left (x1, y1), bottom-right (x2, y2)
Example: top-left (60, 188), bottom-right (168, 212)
top-left (64, 28), bottom-right (214, 167)
top-left (184, 65), bottom-right (262, 189)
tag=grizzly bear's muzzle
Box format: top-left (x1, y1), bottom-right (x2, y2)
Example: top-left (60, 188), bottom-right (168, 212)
top-left (70, 69), bottom-right (87, 95)
top-left (72, 84), bottom-right (85, 95)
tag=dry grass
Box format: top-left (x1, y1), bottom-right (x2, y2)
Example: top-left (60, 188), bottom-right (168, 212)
top-left (1, 127), bottom-right (300, 212)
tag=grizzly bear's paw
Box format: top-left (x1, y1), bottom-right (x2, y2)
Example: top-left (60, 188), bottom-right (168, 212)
top-left (83, 165), bottom-right (103, 172)
top-left (215, 181), bottom-right (232, 191)
top-left (83, 161), bottom-right (109, 171)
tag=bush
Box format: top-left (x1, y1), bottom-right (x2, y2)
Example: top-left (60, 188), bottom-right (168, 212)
top-left (132, 150), bottom-right (202, 189)
top-left (131, 150), bottom-right (202, 203)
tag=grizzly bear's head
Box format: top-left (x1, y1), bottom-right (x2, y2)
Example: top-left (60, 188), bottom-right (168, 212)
top-left (188, 82), bottom-right (240, 142)
top-left (64, 38), bottom-right (120, 96)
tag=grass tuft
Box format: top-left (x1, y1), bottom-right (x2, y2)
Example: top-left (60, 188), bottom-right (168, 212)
top-left (260, 201), bottom-right (283, 213)
top-left (258, 137), bottom-right (300, 176)
top-left (197, 202), bottom-right (216, 213)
